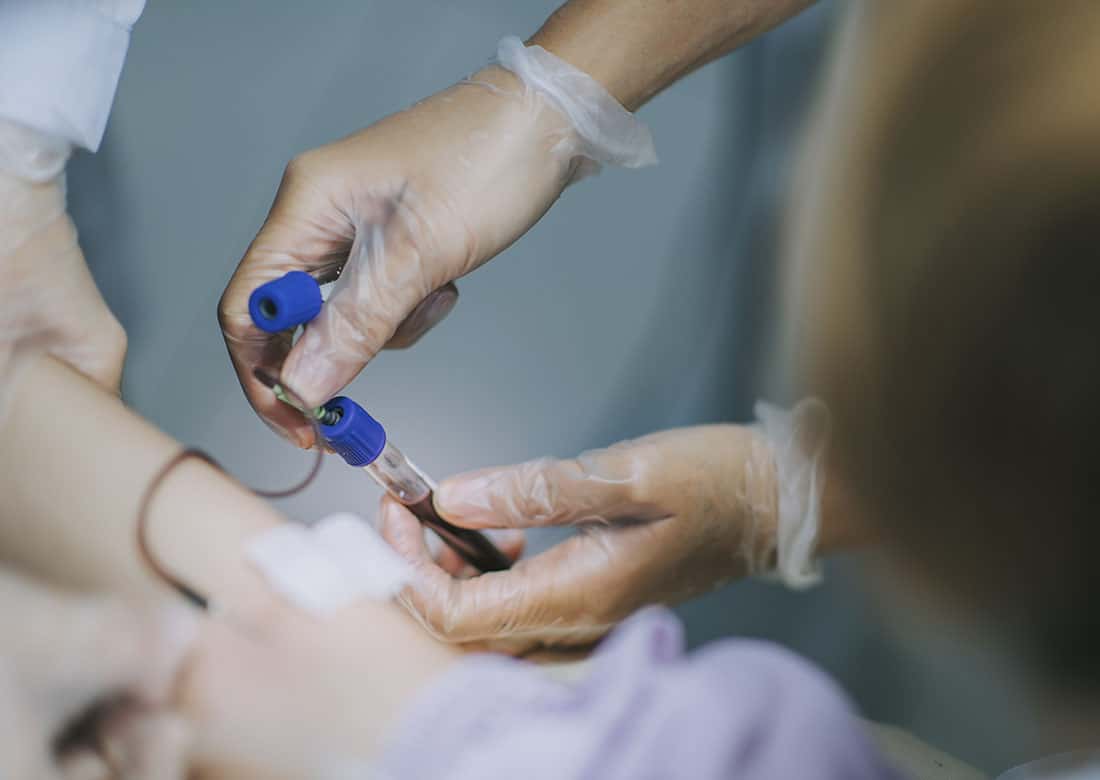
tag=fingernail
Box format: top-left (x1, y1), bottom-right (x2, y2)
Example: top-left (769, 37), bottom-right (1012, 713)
top-left (261, 416), bottom-right (313, 450)
top-left (436, 476), bottom-right (491, 516)
top-left (398, 287), bottom-right (458, 344)
top-left (421, 286), bottom-right (458, 328)
top-left (295, 428), bottom-right (316, 450)
top-left (377, 498), bottom-right (400, 529)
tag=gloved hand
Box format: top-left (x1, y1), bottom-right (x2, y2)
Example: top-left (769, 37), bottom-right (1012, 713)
top-left (0, 568), bottom-right (195, 779)
top-left (219, 37), bottom-right (655, 448)
top-left (0, 119), bottom-right (128, 412)
top-left (380, 401), bottom-right (830, 651)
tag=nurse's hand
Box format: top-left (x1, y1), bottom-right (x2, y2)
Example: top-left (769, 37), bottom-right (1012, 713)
top-left (380, 424), bottom-right (785, 652)
top-left (382, 403), bottom-right (834, 652)
top-left (219, 65), bottom-right (582, 448)
top-left (0, 129), bottom-right (128, 402)
top-left (0, 569), bottom-right (194, 779)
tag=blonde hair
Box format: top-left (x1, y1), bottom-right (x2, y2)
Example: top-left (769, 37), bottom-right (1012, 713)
top-left (798, 0), bottom-right (1100, 685)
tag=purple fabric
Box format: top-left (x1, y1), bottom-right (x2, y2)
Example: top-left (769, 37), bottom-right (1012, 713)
top-left (376, 607), bottom-right (903, 780)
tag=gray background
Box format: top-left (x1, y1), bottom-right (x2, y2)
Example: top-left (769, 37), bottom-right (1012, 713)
top-left (69, 1), bottom-right (1035, 773)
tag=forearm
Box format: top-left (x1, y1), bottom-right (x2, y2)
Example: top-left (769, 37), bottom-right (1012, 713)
top-left (0, 353), bottom-right (282, 616)
top-left (530, 0), bottom-right (817, 110)
top-left (0, 356), bottom-right (458, 775)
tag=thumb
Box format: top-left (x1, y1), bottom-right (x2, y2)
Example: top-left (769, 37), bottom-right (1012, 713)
top-left (281, 214), bottom-right (440, 407)
top-left (379, 497), bottom-right (612, 647)
top-left (435, 441), bottom-right (660, 530)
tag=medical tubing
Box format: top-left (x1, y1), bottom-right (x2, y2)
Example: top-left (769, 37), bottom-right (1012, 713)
top-left (136, 387), bottom-right (328, 612)
top-left (137, 448), bottom-right (218, 610)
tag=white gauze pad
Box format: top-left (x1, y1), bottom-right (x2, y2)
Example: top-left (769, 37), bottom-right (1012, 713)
top-left (245, 513), bottom-right (412, 616)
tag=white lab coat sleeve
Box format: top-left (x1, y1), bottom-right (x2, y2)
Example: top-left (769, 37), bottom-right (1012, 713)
top-left (0, 0), bottom-right (146, 152)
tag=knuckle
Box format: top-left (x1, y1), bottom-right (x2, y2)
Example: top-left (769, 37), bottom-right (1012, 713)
top-left (104, 315), bottom-right (128, 361)
top-left (282, 151), bottom-right (315, 183)
top-left (324, 293), bottom-right (390, 356)
top-left (216, 288), bottom-right (233, 330)
top-left (92, 314), bottom-right (129, 389)
top-left (578, 443), bottom-right (654, 513)
top-left (216, 285), bottom-right (254, 337)
top-left (511, 459), bottom-right (561, 524)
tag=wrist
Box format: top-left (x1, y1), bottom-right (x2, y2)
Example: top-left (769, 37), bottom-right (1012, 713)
top-left (489, 37), bottom-right (656, 175)
top-left (530, 7), bottom-right (644, 110)
top-left (529, 0), bottom-right (816, 112)
top-left (460, 63), bottom-right (589, 185)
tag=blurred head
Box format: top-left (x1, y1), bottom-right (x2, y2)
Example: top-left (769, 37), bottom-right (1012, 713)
top-left (796, 0), bottom-right (1100, 696)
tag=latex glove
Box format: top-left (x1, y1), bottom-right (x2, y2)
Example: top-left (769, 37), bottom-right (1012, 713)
top-left (381, 402), bottom-right (830, 651)
top-left (0, 568), bottom-right (195, 779)
top-left (219, 37), bottom-right (655, 448)
top-left (0, 120), bottom-right (128, 415)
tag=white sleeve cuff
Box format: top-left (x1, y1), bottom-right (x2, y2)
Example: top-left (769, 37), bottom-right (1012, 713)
top-left (0, 0), bottom-right (145, 152)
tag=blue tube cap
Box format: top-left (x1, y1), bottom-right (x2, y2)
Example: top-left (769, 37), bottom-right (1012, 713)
top-left (248, 271), bottom-right (323, 333)
top-left (319, 396), bottom-right (386, 467)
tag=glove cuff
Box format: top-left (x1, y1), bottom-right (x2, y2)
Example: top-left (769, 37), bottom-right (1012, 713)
top-left (494, 36), bottom-right (657, 178)
top-left (753, 398), bottom-right (832, 589)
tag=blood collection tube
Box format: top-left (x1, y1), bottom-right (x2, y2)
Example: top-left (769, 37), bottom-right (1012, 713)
top-left (249, 272), bottom-right (512, 573)
top-left (319, 396), bottom-right (512, 573)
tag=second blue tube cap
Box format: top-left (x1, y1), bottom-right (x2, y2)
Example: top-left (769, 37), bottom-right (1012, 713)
top-left (319, 396), bottom-right (387, 467)
top-left (248, 271), bottom-right (323, 333)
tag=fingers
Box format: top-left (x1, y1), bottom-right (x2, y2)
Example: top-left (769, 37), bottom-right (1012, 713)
top-left (97, 708), bottom-right (192, 780)
top-left (387, 282), bottom-right (458, 350)
top-left (433, 527), bottom-right (525, 577)
top-left (380, 498), bottom-right (626, 647)
top-left (219, 162), bottom-right (359, 446)
top-left (56, 602), bottom-right (196, 714)
top-left (0, 571), bottom-right (197, 721)
top-left (434, 442), bottom-right (662, 530)
top-left (58, 751), bottom-right (112, 780)
top-left (382, 427), bottom-right (774, 647)
top-left (221, 160), bottom-right (459, 430)
top-left (0, 572), bottom-right (198, 779)
top-left (278, 209), bottom-right (441, 408)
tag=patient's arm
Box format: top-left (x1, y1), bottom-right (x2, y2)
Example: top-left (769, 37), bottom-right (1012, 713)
top-left (0, 353), bottom-right (282, 616)
top-left (0, 354), bottom-right (457, 775)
